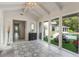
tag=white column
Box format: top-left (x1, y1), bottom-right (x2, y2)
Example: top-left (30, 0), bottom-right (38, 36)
top-left (48, 20), bottom-right (51, 45)
top-left (59, 15), bottom-right (63, 49)
top-left (0, 10), bottom-right (4, 45)
top-left (36, 21), bottom-right (39, 40)
top-left (42, 21), bottom-right (44, 41)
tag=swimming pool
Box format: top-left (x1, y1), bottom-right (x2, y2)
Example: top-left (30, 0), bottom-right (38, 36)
top-left (63, 33), bottom-right (78, 40)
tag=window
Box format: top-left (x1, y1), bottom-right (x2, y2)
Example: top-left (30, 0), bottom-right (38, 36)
top-left (62, 15), bottom-right (79, 53)
top-left (50, 18), bottom-right (59, 46)
top-left (43, 21), bottom-right (49, 42)
top-left (40, 13), bottom-right (79, 54)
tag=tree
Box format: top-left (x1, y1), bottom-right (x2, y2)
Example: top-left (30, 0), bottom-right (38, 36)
top-left (69, 16), bottom-right (78, 32)
top-left (63, 16), bottom-right (79, 32)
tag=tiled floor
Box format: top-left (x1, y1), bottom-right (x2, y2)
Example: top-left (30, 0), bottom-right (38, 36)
top-left (0, 40), bottom-right (62, 57)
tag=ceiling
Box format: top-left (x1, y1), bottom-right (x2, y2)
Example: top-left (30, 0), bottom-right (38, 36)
top-left (0, 2), bottom-right (79, 20)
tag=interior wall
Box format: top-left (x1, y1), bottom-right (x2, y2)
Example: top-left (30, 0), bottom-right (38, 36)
top-left (3, 10), bottom-right (37, 45)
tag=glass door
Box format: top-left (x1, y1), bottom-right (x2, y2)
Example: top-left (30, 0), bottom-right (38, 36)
top-left (50, 18), bottom-right (59, 46)
top-left (43, 21), bottom-right (49, 42)
top-left (13, 24), bottom-right (19, 42)
top-left (39, 22), bottom-right (42, 40)
top-left (62, 15), bottom-right (78, 53)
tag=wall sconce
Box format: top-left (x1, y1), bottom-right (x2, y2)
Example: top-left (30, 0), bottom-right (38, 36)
top-left (31, 23), bottom-right (35, 32)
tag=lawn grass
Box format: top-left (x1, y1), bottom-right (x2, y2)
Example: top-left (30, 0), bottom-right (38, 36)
top-left (50, 39), bottom-right (58, 46)
top-left (62, 42), bottom-right (78, 53)
top-left (44, 37), bottom-right (78, 53)
top-left (50, 39), bottom-right (78, 53)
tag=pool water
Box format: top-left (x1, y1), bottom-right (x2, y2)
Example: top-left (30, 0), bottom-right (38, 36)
top-left (64, 33), bottom-right (78, 40)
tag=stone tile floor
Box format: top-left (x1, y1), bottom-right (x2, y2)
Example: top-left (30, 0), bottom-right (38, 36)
top-left (0, 40), bottom-right (62, 57)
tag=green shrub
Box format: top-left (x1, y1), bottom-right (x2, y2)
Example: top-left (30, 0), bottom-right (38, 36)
top-left (68, 29), bottom-right (74, 33)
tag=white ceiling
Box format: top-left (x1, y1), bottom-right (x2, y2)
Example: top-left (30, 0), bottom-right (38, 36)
top-left (0, 2), bottom-right (79, 20)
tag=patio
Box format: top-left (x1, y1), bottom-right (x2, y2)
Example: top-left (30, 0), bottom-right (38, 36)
top-left (0, 40), bottom-right (78, 57)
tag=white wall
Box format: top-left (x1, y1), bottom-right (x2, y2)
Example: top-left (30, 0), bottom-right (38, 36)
top-left (3, 10), bottom-right (37, 45)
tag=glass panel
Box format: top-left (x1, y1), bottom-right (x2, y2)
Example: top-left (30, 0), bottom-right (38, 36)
top-left (43, 21), bottom-right (49, 42)
top-left (39, 22), bottom-right (42, 40)
top-left (50, 18), bottom-right (59, 46)
top-left (14, 32), bottom-right (19, 40)
top-left (62, 15), bottom-right (78, 53)
top-left (14, 24), bottom-right (19, 41)
top-left (15, 26), bottom-right (18, 31)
